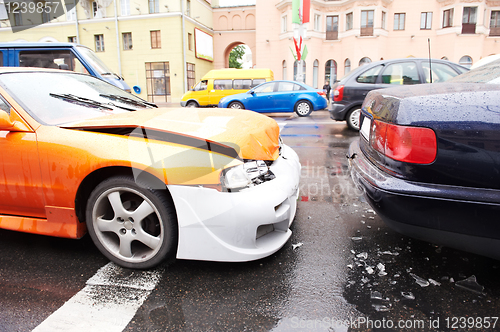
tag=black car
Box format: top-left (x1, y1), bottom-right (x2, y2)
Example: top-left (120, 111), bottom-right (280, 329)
top-left (330, 58), bottom-right (469, 130)
top-left (348, 58), bottom-right (500, 260)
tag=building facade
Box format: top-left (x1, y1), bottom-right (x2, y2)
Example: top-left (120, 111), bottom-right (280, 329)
top-left (0, 0), bottom-right (215, 103)
top-left (214, 0), bottom-right (500, 89)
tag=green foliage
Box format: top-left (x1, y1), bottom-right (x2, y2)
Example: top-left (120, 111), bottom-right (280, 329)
top-left (229, 45), bottom-right (245, 69)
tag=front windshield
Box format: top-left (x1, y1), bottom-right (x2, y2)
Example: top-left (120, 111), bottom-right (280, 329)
top-left (0, 72), bottom-right (151, 125)
top-left (76, 46), bottom-right (116, 76)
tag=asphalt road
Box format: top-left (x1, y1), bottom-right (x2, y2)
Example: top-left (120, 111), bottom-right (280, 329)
top-left (1, 110), bottom-right (499, 332)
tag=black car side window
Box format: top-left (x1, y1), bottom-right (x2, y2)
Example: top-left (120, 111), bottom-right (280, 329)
top-left (381, 62), bottom-right (420, 85)
top-left (356, 65), bottom-right (382, 84)
top-left (0, 97), bottom-right (10, 115)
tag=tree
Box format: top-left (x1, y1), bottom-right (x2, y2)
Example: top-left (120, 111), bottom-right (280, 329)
top-left (228, 45), bottom-right (245, 69)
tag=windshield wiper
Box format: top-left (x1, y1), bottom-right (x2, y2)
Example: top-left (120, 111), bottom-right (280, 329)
top-left (50, 93), bottom-right (114, 111)
top-left (50, 93), bottom-right (136, 111)
top-left (99, 94), bottom-right (157, 108)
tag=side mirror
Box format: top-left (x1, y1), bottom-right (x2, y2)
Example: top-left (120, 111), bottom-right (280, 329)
top-left (249, 91), bottom-right (255, 95)
top-left (0, 111), bottom-right (30, 132)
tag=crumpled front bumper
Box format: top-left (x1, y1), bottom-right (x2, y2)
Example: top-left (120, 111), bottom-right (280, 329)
top-left (169, 144), bottom-right (301, 262)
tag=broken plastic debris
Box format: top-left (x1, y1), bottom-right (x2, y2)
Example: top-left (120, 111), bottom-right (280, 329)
top-left (429, 278), bottom-right (441, 286)
top-left (351, 236), bottom-right (363, 242)
top-left (366, 266), bottom-right (375, 274)
top-left (401, 291), bottom-right (415, 300)
top-left (292, 242), bottom-right (303, 250)
top-left (372, 304), bottom-right (391, 312)
top-left (361, 277), bottom-right (370, 284)
top-left (356, 252), bottom-right (368, 259)
top-left (370, 291), bottom-right (383, 300)
top-left (347, 264), bottom-right (353, 269)
top-left (367, 209), bottom-right (376, 214)
top-left (380, 250), bottom-right (399, 256)
top-left (455, 275), bottom-right (485, 295)
top-left (410, 273), bottom-right (430, 287)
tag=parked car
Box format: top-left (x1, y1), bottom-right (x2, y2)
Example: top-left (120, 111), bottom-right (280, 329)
top-left (180, 68), bottom-right (274, 107)
top-left (0, 42), bottom-right (131, 91)
top-left (347, 58), bottom-right (500, 260)
top-left (0, 68), bottom-right (301, 269)
top-left (218, 80), bottom-right (328, 117)
top-left (330, 58), bottom-right (469, 130)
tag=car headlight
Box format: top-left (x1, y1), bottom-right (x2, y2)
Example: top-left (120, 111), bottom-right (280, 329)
top-left (222, 160), bottom-right (275, 191)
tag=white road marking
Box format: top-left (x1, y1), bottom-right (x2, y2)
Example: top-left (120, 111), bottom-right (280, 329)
top-left (32, 263), bottom-right (161, 332)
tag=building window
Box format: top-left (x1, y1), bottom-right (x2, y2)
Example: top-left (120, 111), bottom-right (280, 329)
top-left (188, 33), bottom-right (193, 51)
top-left (282, 60), bottom-right (287, 80)
top-left (359, 57), bottom-right (372, 66)
top-left (443, 8), bottom-right (453, 28)
top-left (281, 15), bottom-right (287, 33)
top-left (121, 0), bottom-right (130, 16)
top-left (92, 1), bottom-right (104, 18)
top-left (314, 14), bottom-right (321, 31)
top-left (186, 0), bottom-right (191, 17)
top-left (361, 10), bottom-right (374, 36)
top-left (462, 7), bottom-right (477, 34)
top-left (326, 15), bottom-right (338, 40)
top-left (394, 13), bottom-right (405, 30)
top-left (344, 58), bottom-right (351, 75)
top-left (66, 2), bottom-right (76, 21)
top-left (146, 62), bottom-right (170, 103)
top-left (187, 63), bottom-right (195, 89)
top-left (459, 55), bottom-right (473, 68)
top-left (13, 12), bottom-right (22, 26)
top-left (325, 60), bottom-right (337, 86)
top-left (293, 60), bottom-right (306, 82)
top-left (346, 12), bottom-right (353, 31)
top-left (41, 2), bottom-right (51, 23)
top-left (490, 11), bottom-right (500, 36)
top-left (123, 32), bottom-right (132, 50)
top-left (68, 36), bottom-right (77, 43)
top-left (149, 0), bottom-right (159, 14)
top-left (421, 12), bottom-right (432, 30)
top-left (150, 30), bottom-right (161, 49)
top-left (382, 11), bottom-right (386, 30)
top-left (95, 34), bottom-right (104, 52)
top-left (313, 59), bottom-right (319, 88)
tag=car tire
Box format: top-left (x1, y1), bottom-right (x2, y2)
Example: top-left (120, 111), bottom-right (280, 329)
top-left (85, 176), bottom-right (177, 269)
top-left (295, 100), bottom-right (313, 117)
top-left (186, 101), bottom-right (198, 108)
top-left (228, 101), bottom-right (244, 109)
top-left (346, 107), bottom-right (361, 131)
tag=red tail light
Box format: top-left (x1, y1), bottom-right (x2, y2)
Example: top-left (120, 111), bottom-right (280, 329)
top-left (333, 85), bottom-right (344, 102)
top-left (317, 91), bottom-right (326, 99)
top-left (370, 120), bottom-right (437, 164)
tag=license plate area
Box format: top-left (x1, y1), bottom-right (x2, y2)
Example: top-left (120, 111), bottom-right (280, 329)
top-left (360, 115), bottom-right (371, 141)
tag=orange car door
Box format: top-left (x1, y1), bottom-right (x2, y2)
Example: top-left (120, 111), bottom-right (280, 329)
top-left (0, 107), bottom-right (45, 218)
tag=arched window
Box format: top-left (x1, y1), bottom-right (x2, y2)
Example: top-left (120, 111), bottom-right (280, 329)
top-left (359, 57), bottom-right (372, 66)
top-left (294, 60), bottom-right (306, 82)
top-left (344, 59), bottom-right (351, 75)
top-left (325, 59), bottom-right (337, 85)
top-left (313, 60), bottom-right (319, 88)
top-left (282, 60), bottom-right (287, 80)
top-left (459, 55), bottom-right (473, 68)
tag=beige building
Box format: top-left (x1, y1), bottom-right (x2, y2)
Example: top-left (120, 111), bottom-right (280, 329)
top-left (214, 0), bottom-right (500, 89)
top-left (0, 0), bottom-right (216, 103)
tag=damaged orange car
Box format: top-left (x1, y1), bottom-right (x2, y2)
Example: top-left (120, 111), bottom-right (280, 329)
top-left (0, 68), bottom-right (301, 269)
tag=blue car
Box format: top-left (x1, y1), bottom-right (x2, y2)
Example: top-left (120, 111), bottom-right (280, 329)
top-left (218, 80), bottom-right (327, 117)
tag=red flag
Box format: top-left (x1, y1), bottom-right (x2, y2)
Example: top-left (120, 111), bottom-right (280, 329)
top-left (302, 0), bottom-right (310, 23)
top-left (293, 37), bottom-right (301, 61)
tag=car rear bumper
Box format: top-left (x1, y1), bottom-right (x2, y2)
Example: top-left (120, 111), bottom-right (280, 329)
top-left (348, 139), bottom-right (500, 260)
top-left (329, 102), bottom-right (349, 120)
top-left (169, 144), bottom-right (301, 262)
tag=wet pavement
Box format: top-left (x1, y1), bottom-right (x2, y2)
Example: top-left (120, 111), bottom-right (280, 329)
top-left (1, 110), bottom-right (500, 331)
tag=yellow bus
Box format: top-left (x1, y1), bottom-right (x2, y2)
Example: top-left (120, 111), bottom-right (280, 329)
top-left (180, 68), bottom-right (274, 107)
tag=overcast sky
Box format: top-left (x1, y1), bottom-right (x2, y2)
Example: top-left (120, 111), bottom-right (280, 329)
top-left (218, 0), bottom-right (256, 6)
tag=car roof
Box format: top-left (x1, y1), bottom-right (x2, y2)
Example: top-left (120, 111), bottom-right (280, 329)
top-left (0, 67), bottom-right (80, 74)
top-left (0, 42), bottom-right (83, 48)
top-left (340, 58), bottom-right (466, 82)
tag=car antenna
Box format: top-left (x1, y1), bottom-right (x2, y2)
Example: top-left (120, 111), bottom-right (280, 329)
top-left (428, 38), bottom-right (433, 83)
